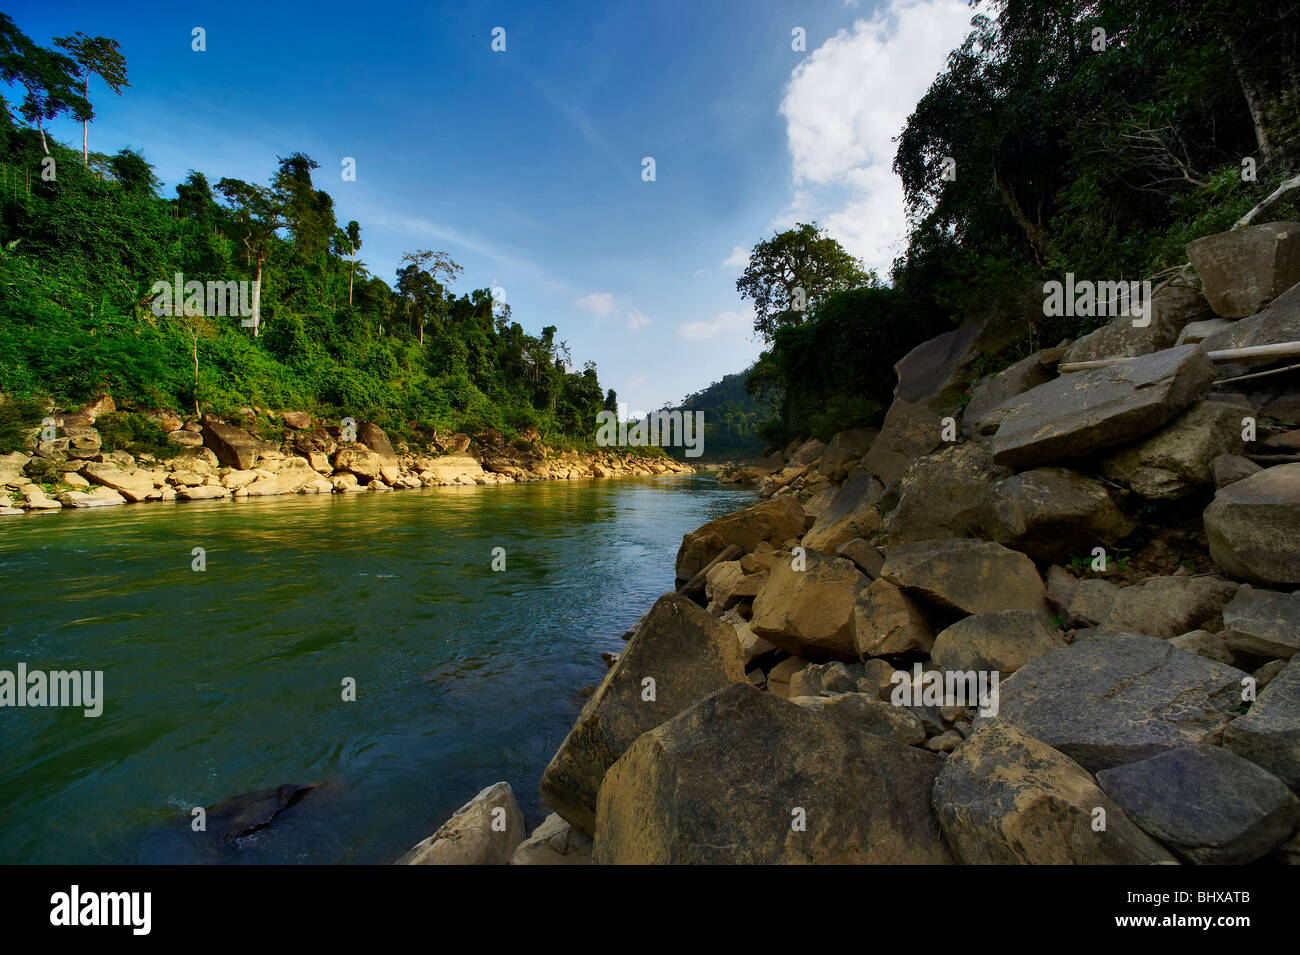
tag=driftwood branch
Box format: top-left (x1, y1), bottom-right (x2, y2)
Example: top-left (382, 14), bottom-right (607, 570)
top-left (1059, 341), bottom-right (1300, 374)
top-left (1234, 175), bottom-right (1300, 229)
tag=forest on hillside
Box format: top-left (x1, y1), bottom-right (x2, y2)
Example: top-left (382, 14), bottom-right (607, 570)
top-left (0, 13), bottom-right (612, 450)
top-left (740, 0), bottom-right (1300, 447)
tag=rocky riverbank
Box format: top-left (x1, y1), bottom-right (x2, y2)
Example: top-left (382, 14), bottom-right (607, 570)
top-left (401, 220), bottom-right (1300, 865)
top-left (0, 407), bottom-right (695, 515)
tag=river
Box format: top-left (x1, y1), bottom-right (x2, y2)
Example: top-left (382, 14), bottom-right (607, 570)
top-left (0, 475), bottom-right (755, 863)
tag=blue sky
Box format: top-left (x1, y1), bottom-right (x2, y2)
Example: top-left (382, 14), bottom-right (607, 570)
top-left (8, 0), bottom-right (974, 414)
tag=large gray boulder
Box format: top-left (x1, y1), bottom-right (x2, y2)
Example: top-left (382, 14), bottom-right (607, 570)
top-left (397, 782), bottom-right (525, 865)
top-left (962, 350), bottom-right (1059, 439)
top-left (982, 345), bottom-right (1216, 469)
top-left (990, 467), bottom-right (1135, 563)
top-left (1205, 463), bottom-right (1300, 586)
top-left (801, 473), bottom-right (881, 552)
top-left (880, 539), bottom-right (1051, 618)
top-left (1187, 222), bottom-right (1300, 318)
top-left (538, 592), bottom-right (746, 834)
top-left (1222, 586), bottom-right (1300, 660)
top-left (817, 428), bottom-right (877, 481)
top-left (932, 720), bottom-right (1177, 864)
top-left (998, 633), bottom-right (1250, 771)
top-left (1059, 283), bottom-right (1211, 364)
top-left (357, 422), bottom-right (399, 464)
top-left (1099, 399), bottom-right (1247, 499)
top-left (1096, 745), bottom-right (1299, 864)
top-left (883, 443), bottom-right (997, 545)
top-left (1224, 656), bottom-right (1300, 788)
top-left (593, 684), bottom-right (953, 864)
top-left (1202, 277), bottom-right (1300, 350)
top-left (673, 497), bottom-right (805, 582)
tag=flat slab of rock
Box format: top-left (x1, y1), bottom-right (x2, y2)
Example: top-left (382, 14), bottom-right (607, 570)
top-left (398, 782), bottom-right (524, 864)
top-left (176, 484), bottom-right (229, 501)
top-left (1096, 745), bottom-right (1299, 864)
top-left (790, 691), bottom-right (927, 745)
top-left (932, 720), bottom-right (1177, 864)
top-left (1224, 656), bottom-right (1300, 788)
top-left (594, 684), bottom-right (952, 864)
top-left (81, 462), bottom-right (154, 502)
top-left (836, 537), bottom-right (884, 578)
top-left (751, 552), bottom-right (867, 662)
top-left (674, 497), bottom-right (805, 582)
top-left (1099, 399), bottom-right (1246, 499)
top-left (1222, 587), bottom-right (1300, 660)
top-left (962, 351), bottom-right (1057, 439)
top-left (1203, 275), bottom-right (1300, 351)
top-left (1187, 221), bottom-right (1300, 318)
top-left (1205, 463), bottom-right (1300, 585)
top-left (539, 592), bottom-right (745, 834)
top-left (998, 633), bottom-right (1249, 771)
top-left (991, 467), bottom-right (1135, 563)
top-left (509, 812), bottom-right (593, 865)
top-left (983, 345), bottom-right (1216, 469)
top-left (57, 487), bottom-right (125, 508)
top-left (1059, 284), bottom-right (1209, 365)
top-left (880, 539), bottom-right (1051, 617)
top-left (931, 610), bottom-right (1067, 677)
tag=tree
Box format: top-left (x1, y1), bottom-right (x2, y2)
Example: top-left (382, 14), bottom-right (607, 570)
top-left (736, 222), bottom-right (873, 342)
top-left (0, 15), bottom-right (91, 156)
top-left (52, 31), bottom-right (128, 166)
top-left (215, 176), bottom-right (287, 336)
top-left (341, 220), bottom-right (361, 305)
top-left (397, 249), bottom-right (462, 345)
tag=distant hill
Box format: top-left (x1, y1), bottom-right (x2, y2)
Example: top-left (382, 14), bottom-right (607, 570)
top-left (662, 367), bottom-right (769, 461)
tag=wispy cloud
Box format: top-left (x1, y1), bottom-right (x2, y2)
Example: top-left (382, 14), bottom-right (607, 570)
top-left (679, 308), bottom-right (753, 342)
top-left (576, 292), bottom-right (616, 315)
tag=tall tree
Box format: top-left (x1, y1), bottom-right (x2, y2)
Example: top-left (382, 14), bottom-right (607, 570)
top-left (398, 249), bottom-right (462, 345)
top-left (342, 220), bottom-right (361, 305)
top-left (0, 15), bottom-right (90, 156)
top-left (215, 177), bottom-right (287, 336)
top-left (736, 223), bottom-right (873, 342)
top-left (52, 31), bottom-right (128, 165)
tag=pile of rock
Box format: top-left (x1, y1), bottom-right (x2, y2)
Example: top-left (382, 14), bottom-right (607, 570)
top-left (2, 410), bottom-right (694, 513)
top-left (403, 221), bottom-right (1300, 865)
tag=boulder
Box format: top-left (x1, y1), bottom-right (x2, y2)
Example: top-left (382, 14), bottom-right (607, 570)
top-left (788, 660), bottom-right (860, 697)
top-left (733, 619), bottom-right (776, 666)
top-left (852, 578), bottom-right (933, 657)
top-left (1224, 656), bottom-right (1300, 788)
top-left (204, 782), bottom-right (319, 846)
top-left (201, 418), bottom-right (262, 470)
top-left (538, 593), bottom-right (745, 834)
top-left (1097, 745), bottom-right (1298, 864)
top-left (1168, 629), bottom-right (1235, 664)
top-left (81, 462), bottom-right (154, 502)
top-left (766, 655), bottom-right (810, 700)
top-left (1176, 317), bottom-right (1232, 345)
top-left (593, 684), bottom-right (953, 864)
top-left (1098, 576), bottom-right (1239, 639)
top-left (982, 345), bottom-right (1217, 469)
top-left (281, 411), bottom-right (312, 430)
top-left (397, 782), bottom-right (525, 865)
top-left (750, 552), bottom-right (868, 662)
top-left (990, 467), bottom-right (1136, 563)
top-left (358, 422), bottom-right (399, 464)
top-left (894, 314), bottom-right (1026, 414)
top-left (1058, 283), bottom-right (1211, 365)
top-left (962, 351), bottom-right (1058, 439)
top-left (293, 429), bottom-right (337, 455)
top-left (333, 447), bottom-right (384, 483)
top-left (932, 720), bottom-right (1179, 864)
top-left (817, 428), bottom-right (877, 481)
top-left (802, 473), bottom-right (882, 552)
top-left (421, 453), bottom-right (484, 485)
top-left (836, 537), bottom-right (884, 578)
top-left (880, 539), bottom-right (1052, 617)
top-left (790, 691), bottom-right (927, 745)
top-left (1203, 275), bottom-right (1300, 351)
top-left (674, 497), bottom-right (806, 582)
top-left (998, 633), bottom-right (1250, 771)
top-left (1186, 221), bottom-right (1300, 318)
top-left (931, 610), bottom-right (1068, 677)
top-left (861, 399), bottom-right (943, 486)
top-left (56, 487), bottom-right (125, 507)
top-left (62, 425), bottom-right (102, 456)
top-left (883, 443), bottom-right (997, 545)
top-left (176, 485), bottom-right (230, 500)
top-left (1099, 399), bottom-right (1247, 499)
top-left (1066, 580), bottom-right (1120, 628)
top-left (1205, 463), bottom-right (1300, 585)
top-left (509, 812), bottom-right (593, 865)
top-left (1222, 586), bottom-right (1300, 660)
top-left (243, 458), bottom-right (319, 496)
top-left (1212, 453), bottom-right (1262, 489)
top-left (704, 561), bottom-right (765, 613)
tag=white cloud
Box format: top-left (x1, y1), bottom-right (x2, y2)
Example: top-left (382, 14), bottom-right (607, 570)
top-left (778, 0), bottom-right (972, 272)
top-left (722, 245), bottom-right (749, 270)
top-left (625, 309), bottom-right (651, 331)
top-left (678, 308), bottom-right (753, 342)
top-left (576, 292), bottom-right (616, 315)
